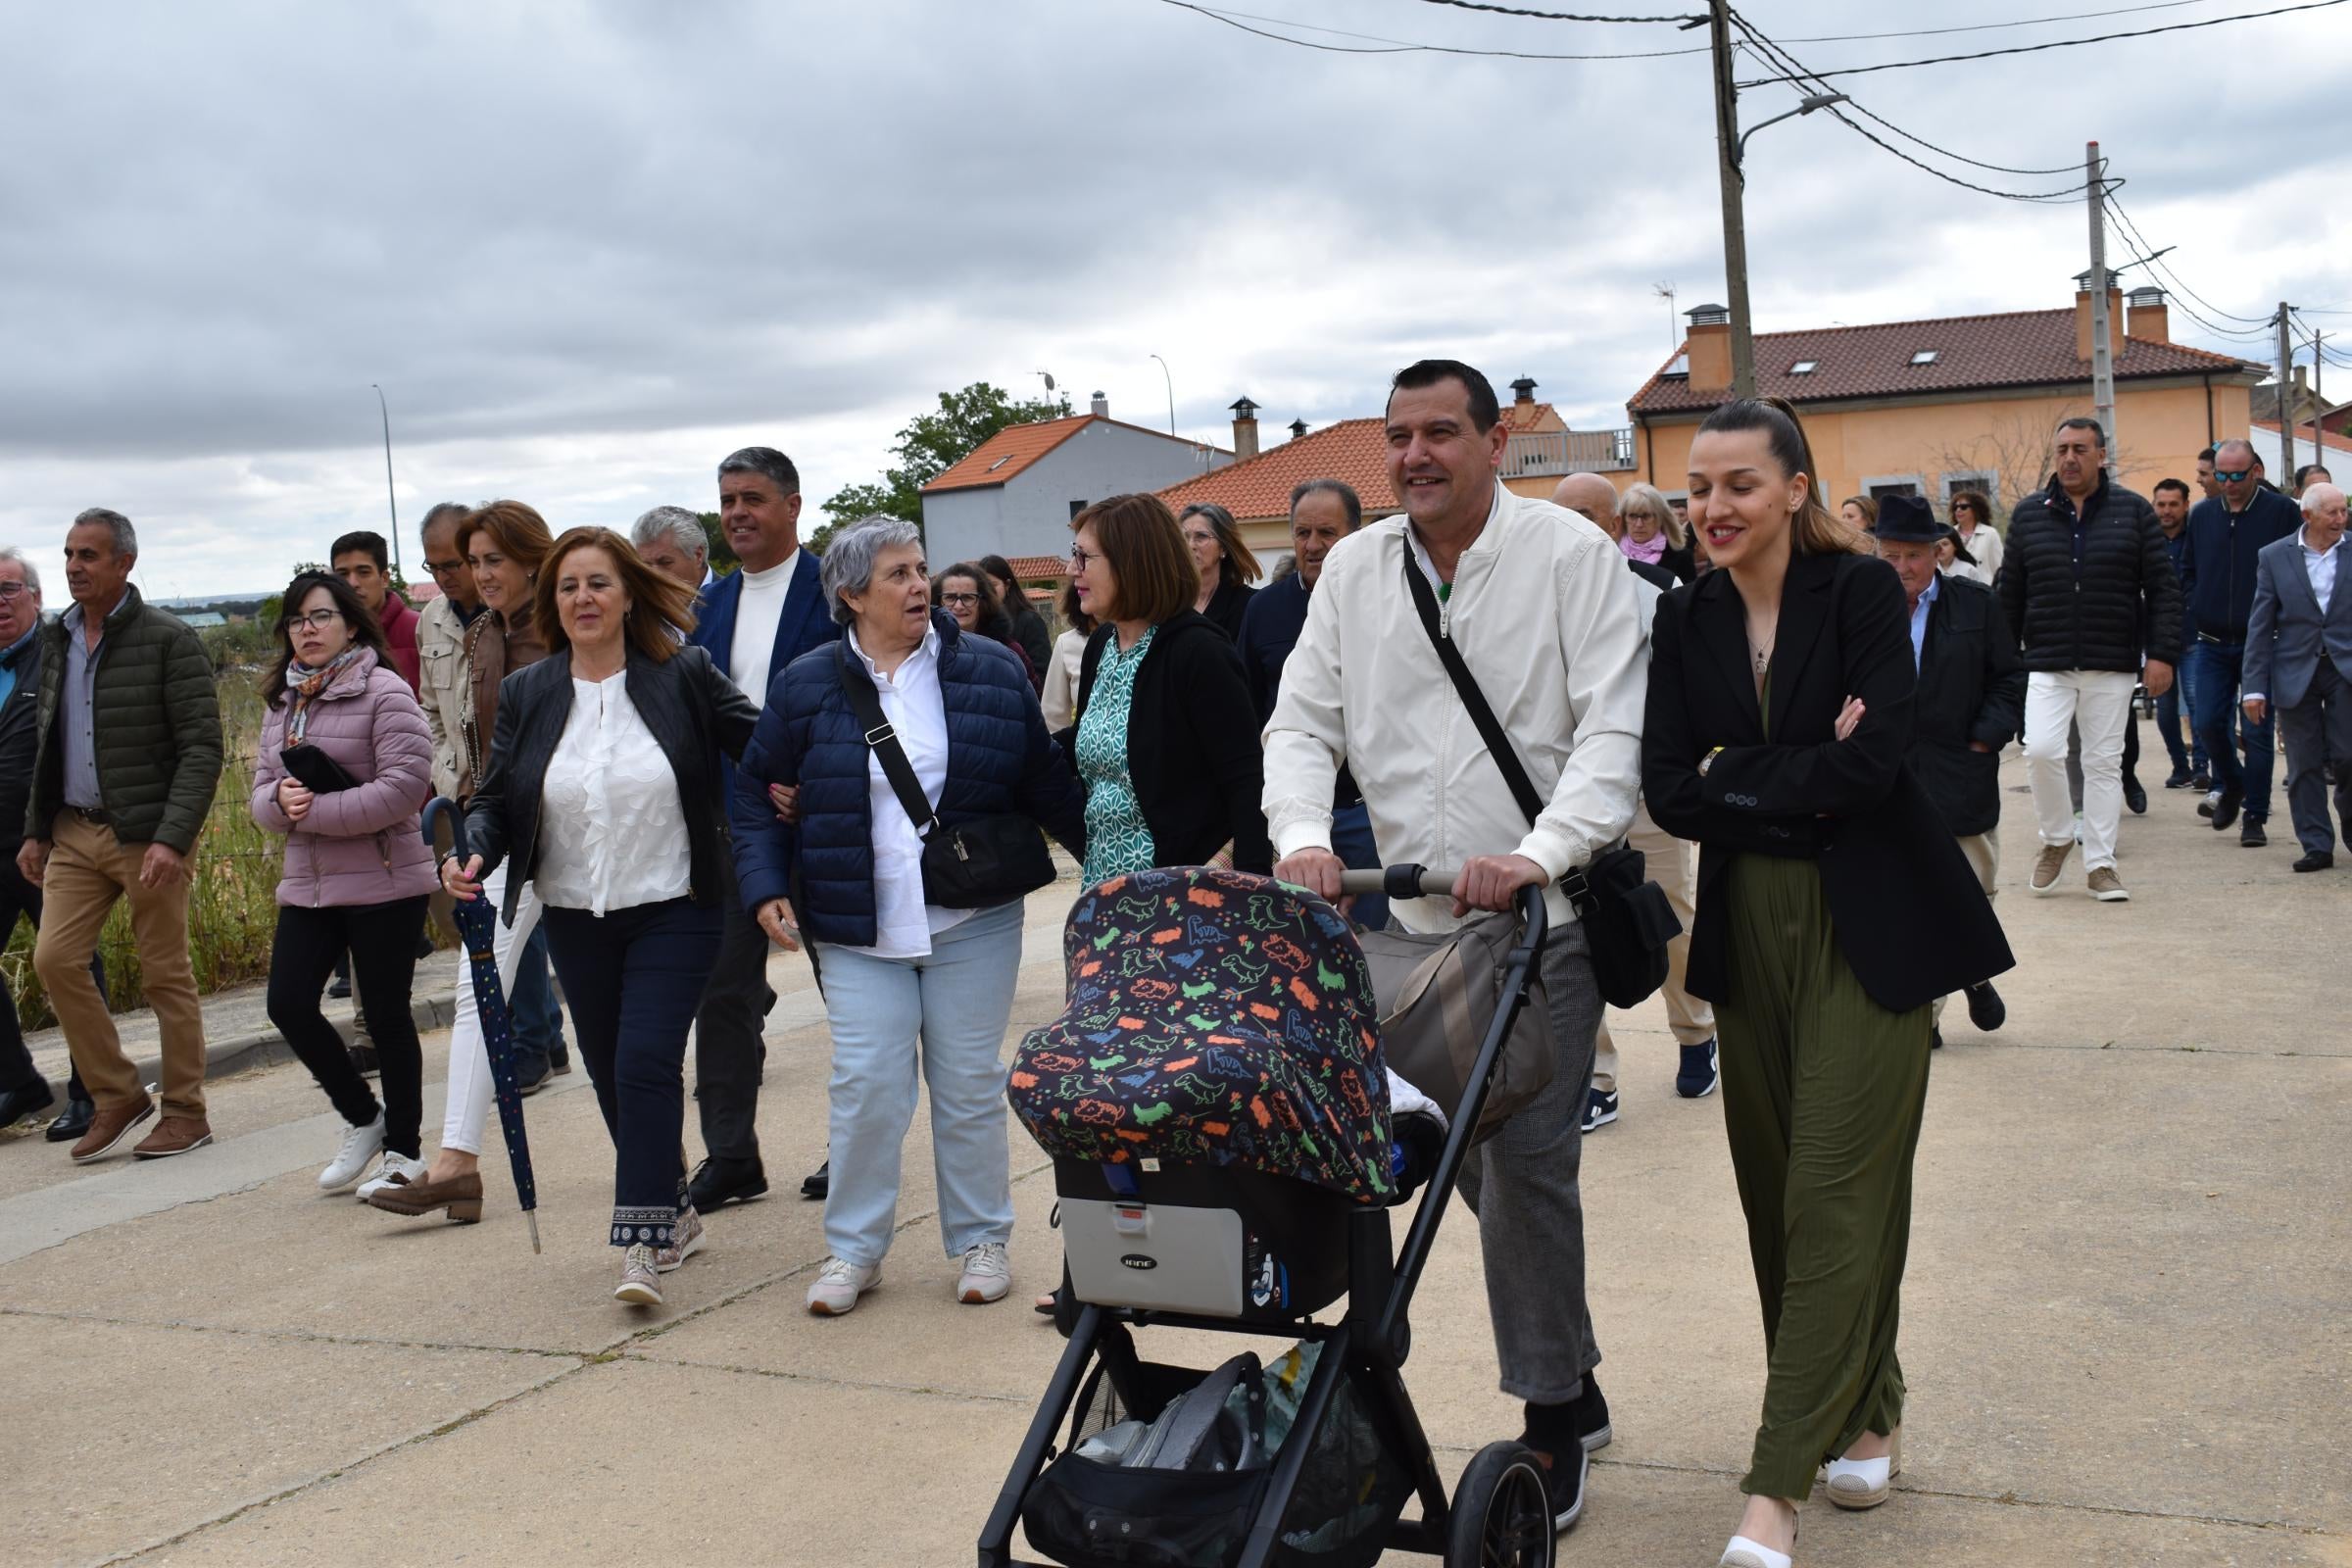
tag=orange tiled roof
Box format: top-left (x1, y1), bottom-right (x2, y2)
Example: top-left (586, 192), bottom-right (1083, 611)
top-left (1498, 400), bottom-right (1559, 431)
top-left (1002, 554), bottom-right (1071, 582)
top-left (923, 414), bottom-right (1226, 494)
top-left (1157, 418), bottom-right (1397, 522)
top-left (1628, 310), bottom-right (2263, 415)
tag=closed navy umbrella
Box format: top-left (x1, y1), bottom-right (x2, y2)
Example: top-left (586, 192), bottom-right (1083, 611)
top-left (423, 798), bottom-right (542, 1253)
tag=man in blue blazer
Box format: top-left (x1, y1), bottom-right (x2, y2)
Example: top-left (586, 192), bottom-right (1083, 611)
top-left (2242, 482), bottom-right (2352, 872)
top-left (687, 446), bottom-right (838, 1212)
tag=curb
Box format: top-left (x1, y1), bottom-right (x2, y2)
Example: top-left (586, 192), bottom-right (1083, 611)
top-left (35, 993), bottom-right (465, 1110)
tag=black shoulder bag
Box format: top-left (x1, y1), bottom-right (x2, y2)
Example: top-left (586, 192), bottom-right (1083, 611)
top-left (1400, 544), bottom-right (1681, 1009)
top-left (835, 642), bottom-right (1056, 909)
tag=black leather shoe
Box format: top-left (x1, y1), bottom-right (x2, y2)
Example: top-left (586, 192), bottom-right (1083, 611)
top-left (1966, 981), bottom-right (2007, 1033)
top-left (2211, 788), bottom-right (2243, 831)
top-left (689, 1155), bottom-right (769, 1211)
top-left (0, 1081), bottom-right (55, 1129)
top-left (2293, 851), bottom-right (2334, 872)
top-left (46, 1095), bottom-right (95, 1143)
top-left (2240, 816), bottom-right (2267, 848)
top-left (801, 1158), bottom-right (830, 1200)
top-left (2123, 776), bottom-right (2148, 814)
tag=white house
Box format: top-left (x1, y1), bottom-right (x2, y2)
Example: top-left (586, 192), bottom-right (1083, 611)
top-left (919, 399), bottom-right (1230, 566)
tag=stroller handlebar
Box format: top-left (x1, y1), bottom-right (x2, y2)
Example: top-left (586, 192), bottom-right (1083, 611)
top-left (1336, 864), bottom-right (1451, 900)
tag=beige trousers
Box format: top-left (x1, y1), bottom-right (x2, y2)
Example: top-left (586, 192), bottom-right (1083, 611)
top-left (32, 813), bottom-right (210, 1118)
top-left (1930, 826), bottom-right (2000, 1027)
top-left (1592, 802), bottom-right (1715, 1095)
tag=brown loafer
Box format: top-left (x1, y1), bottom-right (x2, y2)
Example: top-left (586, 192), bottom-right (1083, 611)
top-left (133, 1115), bottom-right (215, 1159)
top-left (70, 1098), bottom-right (157, 1164)
top-left (367, 1170), bottom-right (484, 1223)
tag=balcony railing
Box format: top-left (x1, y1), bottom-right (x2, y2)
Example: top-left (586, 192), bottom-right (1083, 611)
top-left (1504, 428), bottom-right (1638, 476)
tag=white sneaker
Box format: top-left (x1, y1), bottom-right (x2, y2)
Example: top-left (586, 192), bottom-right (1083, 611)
top-left (807, 1256), bottom-right (880, 1316)
top-left (354, 1151), bottom-right (427, 1201)
top-left (957, 1242), bottom-right (1012, 1304)
top-left (318, 1111), bottom-right (386, 1192)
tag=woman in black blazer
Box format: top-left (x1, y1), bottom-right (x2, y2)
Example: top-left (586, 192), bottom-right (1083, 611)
top-left (1176, 501), bottom-right (1262, 642)
top-left (1642, 399), bottom-right (2011, 1568)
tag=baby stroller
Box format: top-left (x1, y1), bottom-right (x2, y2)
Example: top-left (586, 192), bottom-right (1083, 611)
top-left (979, 864), bottom-right (1555, 1568)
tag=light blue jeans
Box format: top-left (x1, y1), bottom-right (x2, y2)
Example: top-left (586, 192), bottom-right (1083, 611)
top-left (811, 899), bottom-right (1025, 1267)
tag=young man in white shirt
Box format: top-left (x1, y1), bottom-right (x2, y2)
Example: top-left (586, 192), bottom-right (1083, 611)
top-left (1267, 360), bottom-right (1650, 1535)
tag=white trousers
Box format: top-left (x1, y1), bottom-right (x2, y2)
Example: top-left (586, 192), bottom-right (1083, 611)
top-left (2024, 670), bottom-right (2136, 873)
top-left (438, 862), bottom-right (546, 1155)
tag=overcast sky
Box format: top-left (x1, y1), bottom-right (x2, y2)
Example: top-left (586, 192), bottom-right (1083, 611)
top-left (6, 0), bottom-right (2348, 597)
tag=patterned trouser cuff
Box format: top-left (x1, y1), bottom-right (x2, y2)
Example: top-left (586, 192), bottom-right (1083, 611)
top-left (612, 1205), bottom-right (677, 1250)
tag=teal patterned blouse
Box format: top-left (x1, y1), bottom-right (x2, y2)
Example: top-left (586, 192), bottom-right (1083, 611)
top-left (1077, 626), bottom-right (1158, 887)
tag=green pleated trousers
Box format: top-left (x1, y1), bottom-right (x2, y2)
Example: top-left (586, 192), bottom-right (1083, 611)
top-left (1714, 852), bottom-right (1933, 1501)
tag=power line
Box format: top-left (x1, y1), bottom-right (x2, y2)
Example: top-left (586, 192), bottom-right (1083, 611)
top-left (1407, 0), bottom-right (1697, 21)
top-left (2105, 193), bottom-right (2284, 330)
top-left (1775, 0), bottom-right (2256, 43)
top-left (1736, 0), bottom-right (2352, 84)
top-left (1154, 0), bottom-right (1709, 57)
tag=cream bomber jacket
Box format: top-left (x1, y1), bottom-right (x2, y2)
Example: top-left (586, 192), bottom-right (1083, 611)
top-left (1261, 484), bottom-right (1650, 934)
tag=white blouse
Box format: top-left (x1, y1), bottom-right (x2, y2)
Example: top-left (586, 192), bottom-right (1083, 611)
top-left (534, 671), bottom-right (693, 917)
top-left (847, 625), bottom-right (971, 960)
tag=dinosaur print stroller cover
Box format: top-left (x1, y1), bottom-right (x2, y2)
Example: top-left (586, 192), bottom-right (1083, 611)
top-left (1008, 866), bottom-right (1396, 1203)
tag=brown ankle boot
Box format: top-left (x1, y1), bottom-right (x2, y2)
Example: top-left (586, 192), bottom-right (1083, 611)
top-left (367, 1170), bottom-right (484, 1223)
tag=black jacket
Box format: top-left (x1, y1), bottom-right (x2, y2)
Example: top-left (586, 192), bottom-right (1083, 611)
top-left (1642, 550), bottom-right (2014, 1014)
top-left (1999, 477), bottom-right (2182, 673)
top-left (0, 632), bottom-right (43, 854)
top-left (1200, 578), bottom-right (1256, 643)
top-left (1907, 577), bottom-right (2026, 839)
top-left (1068, 611), bottom-right (1271, 873)
top-left (1006, 604), bottom-right (1054, 687)
top-left (465, 645), bottom-right (760, 925)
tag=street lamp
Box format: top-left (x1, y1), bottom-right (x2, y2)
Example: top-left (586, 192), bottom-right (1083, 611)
top-left (1149, 354), bottom-right (1176, 436)
top-left (1735, 91), bottom-right (1847, 171)
top-left (370, 384), bottom-right (402, 578)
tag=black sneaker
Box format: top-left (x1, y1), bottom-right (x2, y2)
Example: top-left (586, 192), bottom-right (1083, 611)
top-left (2211, 788), bottom-right (2242, 831)
top-left (513, 1054), bottom-right (554, 1097)
top-left (1581, 1087), bottom-right (1618, 1134)
top-left (2198, 792), bottom-right (2219, 819)
top-left (1570, 1374), bottom-right (1612, 1453)
top-left (2162, 768), bottom-right (2194, 790)
top-left (2190, 769), bottom-right (2211, 792)
top-left (1525, 1440), bottom-right (1590, 1534)
top-left (1675, 1039), bottom-right (1719, 1099)
top-left (2241, 816), bottom-right (2267, 848)
top-left (348, 1043), bottom-right (380, 1080)
top-left (1965, 981), bottom-right (2006, 1033)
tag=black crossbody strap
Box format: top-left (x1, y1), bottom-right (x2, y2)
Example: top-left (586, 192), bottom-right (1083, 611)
top-left (835, 641), bottom-right (940, 840)
top-left (1401, 540), bottom-right (1545, 828)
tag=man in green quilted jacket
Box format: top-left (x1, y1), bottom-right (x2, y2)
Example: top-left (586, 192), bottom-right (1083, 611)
top-left (19, 508), bottom-right (222, 1162)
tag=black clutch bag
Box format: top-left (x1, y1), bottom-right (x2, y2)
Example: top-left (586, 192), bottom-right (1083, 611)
top-left (280, 743), bottom-right (360, 794)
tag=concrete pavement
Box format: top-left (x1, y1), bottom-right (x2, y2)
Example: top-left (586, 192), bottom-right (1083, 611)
top-left (0, 750), bottom-right (2346, 1566)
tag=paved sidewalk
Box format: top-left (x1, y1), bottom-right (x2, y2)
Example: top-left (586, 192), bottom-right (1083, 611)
top-left (1, 756), bottom-right (2346, 1566)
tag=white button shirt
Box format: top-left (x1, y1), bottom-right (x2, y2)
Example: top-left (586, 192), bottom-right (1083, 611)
top-left (2302, 525), bottom-right (2340, 616)
top-left (535, 671), bottom-right (693, 916)
top-left (846, 625), bottom-right (971, 959)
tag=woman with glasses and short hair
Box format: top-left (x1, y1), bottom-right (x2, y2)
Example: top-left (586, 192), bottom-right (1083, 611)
top-left (1618, 481), bottom-right (1697, 583)
top-left (250, 571), bottom-right (439, 1197)
top-left (1175, 502), bottom-right (1262, 641)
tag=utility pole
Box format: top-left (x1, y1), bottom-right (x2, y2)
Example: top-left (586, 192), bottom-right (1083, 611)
top-left (370, 384), bottom-right (402, 579)
top-left (2084, 142), bottom-right (2117, 466)
top-left (2278, 302), bottom-right (2296, 485)
top-left (1706, 0), bottom-right (1755, 398)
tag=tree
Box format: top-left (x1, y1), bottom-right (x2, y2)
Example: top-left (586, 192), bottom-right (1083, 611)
top-left (820, 382), bottom-right (1073, 537)
top-left (1929, 410), bottom-right (2142, 528)
top-left (694, 512), bottom-right (738, 574)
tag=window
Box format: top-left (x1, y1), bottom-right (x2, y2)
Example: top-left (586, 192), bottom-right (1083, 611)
top-left (1068, 499), bottom-right (1089, 519)
top-left (1661, 353), bottom-right (1690, 379)
top-left (986, 455), bottom-right (1012, 472)
top-left (1861, 473), bottom-right (1923, 500)
top-left (1910, 350), bottom-right (1939, 366)
top-left (1940, 472), bottom-right (1997, 512)
top-left (1789, 360), bottom-right (1819, 374)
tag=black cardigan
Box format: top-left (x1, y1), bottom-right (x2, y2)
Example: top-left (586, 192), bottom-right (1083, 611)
top-left (465, 645), bottom-right (760, 924)
top-left (1642, 550), bottom-right (2013, 1014)
top-left (1200, 577), bottom-right (1256, 643)
top-left (1067, 612), bottom-right (1271, 873)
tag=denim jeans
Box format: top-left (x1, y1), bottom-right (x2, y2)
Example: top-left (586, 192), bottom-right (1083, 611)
top-left (509, 920), bottom-right (567, 1066)
top-left (1329, 800), bottom-right (1389, 935)
top-left (541, 898), bottom-right (722, 1250)
top-left (2190, 640), bottom-right (2275, 819)
top-left (810, 899), bottom-right (1025, 1268)
top-left (2156, 650), bottom-right (2206, 777)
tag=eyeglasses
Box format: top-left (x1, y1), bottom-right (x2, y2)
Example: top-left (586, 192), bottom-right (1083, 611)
top-left (939, 592), bottom-right (980, 607)
top-left (282, 609), bottom-right (344, 631)
top-left (2215, 469), bottom-right (2253, 484)
top-left (0, 582), bottom-right (27, 600)
top-left (1068, 547), bottom-right (1100, 569)
top-left (424, 558), bottom-right (466, 575)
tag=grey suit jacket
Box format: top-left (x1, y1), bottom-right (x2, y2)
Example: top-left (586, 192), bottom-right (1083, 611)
top-left (2244, 530), bottom-right (2352, 710)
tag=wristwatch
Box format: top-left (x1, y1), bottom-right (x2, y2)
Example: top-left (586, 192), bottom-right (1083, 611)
top-left (1697, 746), bottom-right (1724, 778)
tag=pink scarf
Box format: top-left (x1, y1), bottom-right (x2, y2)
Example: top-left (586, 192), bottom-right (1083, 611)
top-left (1620, 532), bottom-right (1667, 565)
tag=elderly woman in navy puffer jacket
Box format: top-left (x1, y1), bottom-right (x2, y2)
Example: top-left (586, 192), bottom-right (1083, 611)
top-left (249, 572), bottom-right (439, 1199)
top-left (730, 515), bottom-right (1085, 1317)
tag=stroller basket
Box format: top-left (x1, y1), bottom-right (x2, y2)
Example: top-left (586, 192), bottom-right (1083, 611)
top-left (1054, 1159), bottom-right (1354, 1322)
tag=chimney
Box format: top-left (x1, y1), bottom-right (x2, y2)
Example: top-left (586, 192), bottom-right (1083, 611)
top-left (1089, 390), bottom-right (1108, 417)
top-left (1229, 396), bottom-right (1260, 462)
top-left (1509, 376), bottom-right (1538, 407)
top-left (1289, 417), bottom-right (1308, 441)
top-left (1685, 304), bottom-right (1733, 393)
top-left (2127, 285), bottom-right (2170, 345)
top-left (2073, 268), bottom-right (2124, 362)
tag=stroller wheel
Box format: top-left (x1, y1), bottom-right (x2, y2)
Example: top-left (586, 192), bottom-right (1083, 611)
top-left (1446, 1441), bottom-right (1556, 1568)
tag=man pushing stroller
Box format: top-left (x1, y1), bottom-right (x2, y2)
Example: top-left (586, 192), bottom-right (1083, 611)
top-left (1265, 359), bottom-right (1651, 1533)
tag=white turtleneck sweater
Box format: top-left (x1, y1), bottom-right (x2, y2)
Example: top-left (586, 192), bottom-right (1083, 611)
top-left (728, 550), bottom-right (800, 709)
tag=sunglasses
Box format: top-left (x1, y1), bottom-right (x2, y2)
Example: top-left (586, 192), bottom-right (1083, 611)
top-left (2215, 469), bottom-right (2253, 484)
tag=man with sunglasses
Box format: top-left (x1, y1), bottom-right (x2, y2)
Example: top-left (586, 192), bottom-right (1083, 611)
top-left (2180, 440), bottom-right (2302, 846)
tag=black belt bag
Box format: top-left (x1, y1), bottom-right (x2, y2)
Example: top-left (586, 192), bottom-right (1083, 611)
top-left (835, 642), bottom-right (1055, 909)
top-left (1402, 544), bottom-right (1680, 1009)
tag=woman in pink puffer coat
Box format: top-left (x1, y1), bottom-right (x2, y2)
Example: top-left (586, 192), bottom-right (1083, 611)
top-left (250, 571), bottom-right (439, 1199)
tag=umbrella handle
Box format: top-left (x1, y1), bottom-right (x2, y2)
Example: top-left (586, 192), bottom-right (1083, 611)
top-left (422, 796), bottom-right (471, 864)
